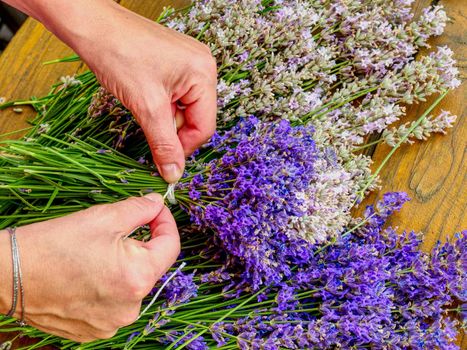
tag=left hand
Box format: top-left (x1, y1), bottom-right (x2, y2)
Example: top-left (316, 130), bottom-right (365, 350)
top-left (0, 193), bottom-right (181, 342)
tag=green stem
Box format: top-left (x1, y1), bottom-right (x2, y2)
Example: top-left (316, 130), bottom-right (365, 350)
top-left (355, 90), bottom-right (448, 202)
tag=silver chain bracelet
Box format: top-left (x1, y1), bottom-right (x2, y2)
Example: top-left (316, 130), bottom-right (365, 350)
top-left (5, 227), bottom-right (26, 326)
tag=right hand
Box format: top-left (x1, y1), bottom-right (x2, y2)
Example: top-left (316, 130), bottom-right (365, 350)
top-left (0, 193), bottom-right (180, 342)
top-left (3, 0), bottom-right (218, 184)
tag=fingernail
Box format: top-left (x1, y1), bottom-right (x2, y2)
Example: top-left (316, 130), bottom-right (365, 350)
top-left (160, 163), bottom-right (182, 183)
top-left (175, 109), bottom-right (185, 130)
top-left (144, 193), bottom-right (162, 202)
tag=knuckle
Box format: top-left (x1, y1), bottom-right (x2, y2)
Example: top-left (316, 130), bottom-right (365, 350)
top-left (128, 282), bottom-right (149, 300)
top-left (206, 55), bottom-right (217, 73)
top-left (201, 42), bottom-right (212, 55)
top-left (117, 308), bottom-right (140, 327)
top-left (204, 122), bottom-right (217, 139)
top-left (150, 142), bottom-right (179, 159)
top-left (138, 103), bottom-right (160, 120)
top-left (143, 192), bottom-right (163, 203)
top-left (136, 93), bottom-right (166, 119)
top-left (192, 53), bottom-right (217, 77)
top-left (155, 244), bottom-right (181, 281)
top-left (196, 123), bottom-right (216, 143)
top-left (201, 56), bottom-right (217, 79)
top-left (124, 271), bottom-right (154, 300)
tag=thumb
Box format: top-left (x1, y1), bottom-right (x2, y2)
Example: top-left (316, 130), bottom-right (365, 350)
top-left (97, 193), bottom-right (180, 273)
top-left (139, 97), bottom-right (185, 183)
top-left (97, 193), bottom-right (166, 235)
top-left (144, 205), bottom-right (181, 275)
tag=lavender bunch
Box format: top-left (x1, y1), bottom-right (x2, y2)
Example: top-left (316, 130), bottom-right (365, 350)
top-left (0, 120), bottom-right (355, 244)
top-left (180, 117), bottom-right (318, 287)
top-left (162, 194), bottom-right (466, 350)
top-left (13, 193), bottom-right (465, 349)
top-left (78, 1), bottom-right (461, 237)
top-left (0, 117), bottom-right (342, 278)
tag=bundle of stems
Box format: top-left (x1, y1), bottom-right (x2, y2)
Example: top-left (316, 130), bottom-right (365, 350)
top-left (0, 89), bottom-right (448, 228)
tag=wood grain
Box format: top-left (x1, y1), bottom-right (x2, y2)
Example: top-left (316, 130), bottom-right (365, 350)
top-left (354, 0), bottom-right (467, 247)
top-left (354, 1), bottom-right (466, 346)
top-left (0, 0), bottom-right (465, 348)
top-left (0, 20), bottom-right (83, 139)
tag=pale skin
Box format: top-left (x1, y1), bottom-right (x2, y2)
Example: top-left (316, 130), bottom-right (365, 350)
top-left (0, 0), bottom-right (217, 343)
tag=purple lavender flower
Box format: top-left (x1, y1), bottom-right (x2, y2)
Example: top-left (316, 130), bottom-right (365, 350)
top-left (188, 195), bottom-right (466, 349)
top-left (181, 117), bottom-right (318, 288)
top-left (363, 191), bottom-right (411, 228)
top-left (126, 331), bottom-right (140, 343)
top-left (164, 329), bottom-right (209, 350)
top-left (161, 271), bottom-right (198, 306)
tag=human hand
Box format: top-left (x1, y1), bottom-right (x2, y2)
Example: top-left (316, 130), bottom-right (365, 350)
top-left (0, 193), bottom-right (180, 342)
top-left (63, 1), bottom-right (218, 183)
top-left (4, 0), bottom-right (217, 183)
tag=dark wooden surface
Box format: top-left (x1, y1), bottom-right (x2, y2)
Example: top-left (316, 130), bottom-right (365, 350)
top-left (0, 0), bottom-right (465, 348)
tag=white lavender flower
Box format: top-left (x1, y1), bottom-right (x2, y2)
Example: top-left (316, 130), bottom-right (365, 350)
top-left (382, 110), bottom-right (458, 147)
top-left (288, 153), bottom-right (354, 243)
top-left (59, 75), bottom-right (82, 89)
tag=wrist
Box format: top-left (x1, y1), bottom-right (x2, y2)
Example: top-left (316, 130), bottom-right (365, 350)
top-left (0, 230), bottom-right (13, 315)
top-left (3, 0), bottom-right (122, 57)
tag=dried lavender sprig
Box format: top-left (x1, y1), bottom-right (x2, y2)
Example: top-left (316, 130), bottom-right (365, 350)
top-left (380, 110), bottom-right (458, 147)
top-left (355, 90), bottom-right (449, 201)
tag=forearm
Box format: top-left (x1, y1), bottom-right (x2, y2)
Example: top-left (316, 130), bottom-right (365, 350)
top-left (2, 0), bottom-right (123, 57)
top-left (0, 230), bottom-right (13, 315)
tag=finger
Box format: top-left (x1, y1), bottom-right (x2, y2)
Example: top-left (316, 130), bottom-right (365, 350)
top-left (177, 82), bottom-right (217, 156)
top-left (175, 107), bottom-right (185, 130)
top-left (98, 193), bottom-right (165, 237)
top-left (20, 194), bottom-right (165, 240)
top-left (143, 205), bottom-right (181, 276)
top-left (139, 95), bottom-right (185, 183)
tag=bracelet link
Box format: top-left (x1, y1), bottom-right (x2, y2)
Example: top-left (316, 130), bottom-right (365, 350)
top-left (5, 227), bottom-right (26, 326)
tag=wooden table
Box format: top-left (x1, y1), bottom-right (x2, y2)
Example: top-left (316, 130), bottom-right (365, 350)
top-left (0, 0), bottom-right (465, 348)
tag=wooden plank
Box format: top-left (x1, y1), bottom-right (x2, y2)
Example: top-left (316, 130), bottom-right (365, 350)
top-left (354, 2), bottom-right (466, 344)
top-left (355, 0), bottom-right (466, 248)
top-left (0, 20), bottom-right (84, 139)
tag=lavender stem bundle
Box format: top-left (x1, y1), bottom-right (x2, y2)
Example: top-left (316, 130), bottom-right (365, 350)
top-left (1, 195), bottom-right (464, 349)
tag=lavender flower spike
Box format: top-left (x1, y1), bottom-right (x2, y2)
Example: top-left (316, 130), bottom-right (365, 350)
top-left (183, 117), bottom-right (318, 288)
